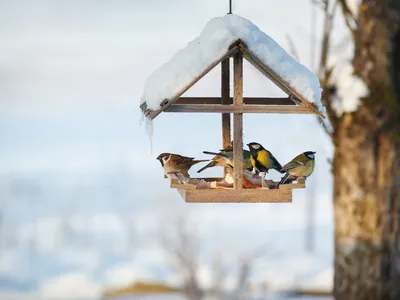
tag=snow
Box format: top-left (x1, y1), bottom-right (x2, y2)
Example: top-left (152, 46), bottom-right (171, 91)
top-left (39, 272), bottom-right (102, 300)
top-left (103, 264), bottom-right (157, 289)
top-left (330, 61), bottom-right (368, 116)
top-left (347, 0), bottom-right (362, 18)
top-left (140, 14), bottom-right (323, 114)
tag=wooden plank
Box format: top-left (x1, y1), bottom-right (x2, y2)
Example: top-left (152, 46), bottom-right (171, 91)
top-left (178, 188), bottom-right (292, 203)
top-left (297, 177), bottom-right (306, 184)
top-left (279, 183), bottom-right (306, 190)
top-left (238, 43), bottom-right (325, 119)
top-left (221, 58), bottom-right (231, 177)
top-left (174, 97), bottom-right (296, 105)
top-left (190, 177), bottom-right (225, 182)
top-left (233, 51), bottom-right (243, 190)
top-left (166, 104), bottom-right (315, 114)
top-left (147, 45), bottom-right (241, 120)
top-left (170, 182), bottom-right (197, 190)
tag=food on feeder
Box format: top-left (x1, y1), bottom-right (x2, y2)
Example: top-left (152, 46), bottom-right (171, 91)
top-left (279, 151), bottom-right (316, 185)
top-left (242, 174), bottom-right (261, 189)
top-left (156, 153), bottom-right (208, 178)
top-left (247, 142), bottom-right (284, 188)
top-left (242, 170), bottom-right (277, 189)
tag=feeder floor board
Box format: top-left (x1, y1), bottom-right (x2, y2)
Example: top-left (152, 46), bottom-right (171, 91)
top-left (177, 188), bottom-right (292, 203)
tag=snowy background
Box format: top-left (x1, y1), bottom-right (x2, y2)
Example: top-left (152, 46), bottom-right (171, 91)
top-left (0, 0), bottom-right (356, 298)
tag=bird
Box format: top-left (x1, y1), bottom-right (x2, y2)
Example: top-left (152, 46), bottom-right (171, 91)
top-left (246, 142), bottom-right (284, 187)
top-left (247, 142), bottom-right (284, 174)
top-left (279, 151), bottom-right (316, 185)
top-left (201, 147), bottom-right (254, 172)
top-left (197, 143), bottom-right (234, 173)
top-left (156, 153), bottom-right (208, 177)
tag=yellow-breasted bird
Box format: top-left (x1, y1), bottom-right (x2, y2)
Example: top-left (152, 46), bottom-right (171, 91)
top-left (279, 151), bottom-right (316, 185)
top-left (201, 147), bottom-right (254, 172)
top-left (157, 153), bottom-right (208, 177)
top-left (246, 142), bottom-right (284, 174)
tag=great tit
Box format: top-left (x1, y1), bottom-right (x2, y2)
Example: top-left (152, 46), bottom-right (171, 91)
top-left (246, 142), bottom-right (284, 174)
top-left (279, 151), bottom-right (316, 185)
top-left (157, 153), bottom-right (208, 177)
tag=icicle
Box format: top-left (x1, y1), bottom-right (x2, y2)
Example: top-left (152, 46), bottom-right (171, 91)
top-left (145, 116), bottom-right (154, 155)
top-left (139, 112), bottom-right (144, 126)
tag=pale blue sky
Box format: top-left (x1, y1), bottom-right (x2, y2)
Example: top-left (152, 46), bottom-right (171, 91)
top-left (0, 0), bottom-right (341, 296)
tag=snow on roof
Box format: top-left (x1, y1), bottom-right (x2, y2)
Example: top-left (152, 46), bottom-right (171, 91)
top-left (140, 14), bottom-right (324, 114)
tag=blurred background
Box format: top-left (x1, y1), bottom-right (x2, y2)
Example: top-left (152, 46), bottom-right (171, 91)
top-left (0, 0), bottom-right (354, 299)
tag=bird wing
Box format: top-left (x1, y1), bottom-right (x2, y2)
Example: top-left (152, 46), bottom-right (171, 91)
top-left (281, 160), bottom-right (303, 171)
top-left (203, 151), bottom-right (229, 158)
top-left (266, 150), bottom-right (283, 170)
top-left (281, 153), bottom-right (305, 171)
top-left (174, 155), bottom-right (197, 166)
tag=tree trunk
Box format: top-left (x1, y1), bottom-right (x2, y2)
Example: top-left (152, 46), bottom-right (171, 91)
top-left (333, 1), bottom-right (400, 299)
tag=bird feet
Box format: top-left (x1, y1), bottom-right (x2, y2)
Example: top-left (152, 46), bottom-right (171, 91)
top-left (260, 172), bottom-right (267, 188)
top-left (167, 172), bottom-right (190, 184)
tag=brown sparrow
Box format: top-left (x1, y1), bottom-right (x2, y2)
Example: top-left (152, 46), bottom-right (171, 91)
top-left (157, 153), bottom-right (208, 177)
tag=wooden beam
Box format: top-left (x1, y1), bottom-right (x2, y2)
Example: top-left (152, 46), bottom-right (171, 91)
top-left (174, 97), bottom-right (296, 105)
top-left (146, 45), bottom-right (241, 120)
top-left (178, 188), bottom-right (292, 203)
top-left (221, 58), bottom-right (231, 177)
top-left (238, 43), bottom-right (325, 119)
top-left (233, 51), bottom-right (243, 190)
top-left (165, 104), bottom-right (315, 114)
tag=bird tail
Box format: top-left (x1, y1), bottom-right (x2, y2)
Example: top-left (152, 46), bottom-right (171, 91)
top-left (197, 161), bottom-right (217, 173)
top-left (191, 159), bottom-right (209, 165)
top-left (278, 172), bottom-right (290, 186)
top-left (202, 151), bottom-right (229, 158)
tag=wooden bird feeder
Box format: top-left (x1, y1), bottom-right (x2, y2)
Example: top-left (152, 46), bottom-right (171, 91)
top-left (140, 35), bottom-right (324, 203)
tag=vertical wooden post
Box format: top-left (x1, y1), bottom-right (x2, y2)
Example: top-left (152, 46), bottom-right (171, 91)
top-left (221, 58), bottom-right (231, 177)
top-left (233, 51), bottom-right (243, 189)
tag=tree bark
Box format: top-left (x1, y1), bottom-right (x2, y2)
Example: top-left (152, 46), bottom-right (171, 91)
top-left (333, 1), bottom-right (400, 299)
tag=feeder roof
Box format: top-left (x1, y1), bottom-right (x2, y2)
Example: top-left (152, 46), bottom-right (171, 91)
top-left (140, 14), bottom-right (325, 119)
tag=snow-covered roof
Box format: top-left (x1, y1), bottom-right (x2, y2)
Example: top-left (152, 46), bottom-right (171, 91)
top-left (140, 14), bottom-right (324, 118)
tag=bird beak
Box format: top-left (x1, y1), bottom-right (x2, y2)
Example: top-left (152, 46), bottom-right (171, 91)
top-left (313, 151), bottom-right (316, 154)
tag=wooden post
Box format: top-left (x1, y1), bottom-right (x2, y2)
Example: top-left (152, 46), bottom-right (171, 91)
top-left (221, 58), bottom-right (231, 177)
top-left (233, 51), bottom-right (243, 189)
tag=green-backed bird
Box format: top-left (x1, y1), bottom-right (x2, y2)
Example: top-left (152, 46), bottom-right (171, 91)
top-left (279, 151), bottom-right (316, 185)
top-left (246, 142), bottom-right (284, 174)
top-left (201, 147), bottom-right (253, 172)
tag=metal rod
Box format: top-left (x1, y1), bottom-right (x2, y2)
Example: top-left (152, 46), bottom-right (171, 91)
top-left (228, 0), bottom-right (232, 14)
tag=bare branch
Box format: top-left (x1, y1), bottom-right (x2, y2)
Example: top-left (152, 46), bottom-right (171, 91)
top-left (310, 0), bottom-right (329, 10)
top-left (337, 0), bottom-right (358, 37)
top-left (314, 0), bottom-right (340, 140)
